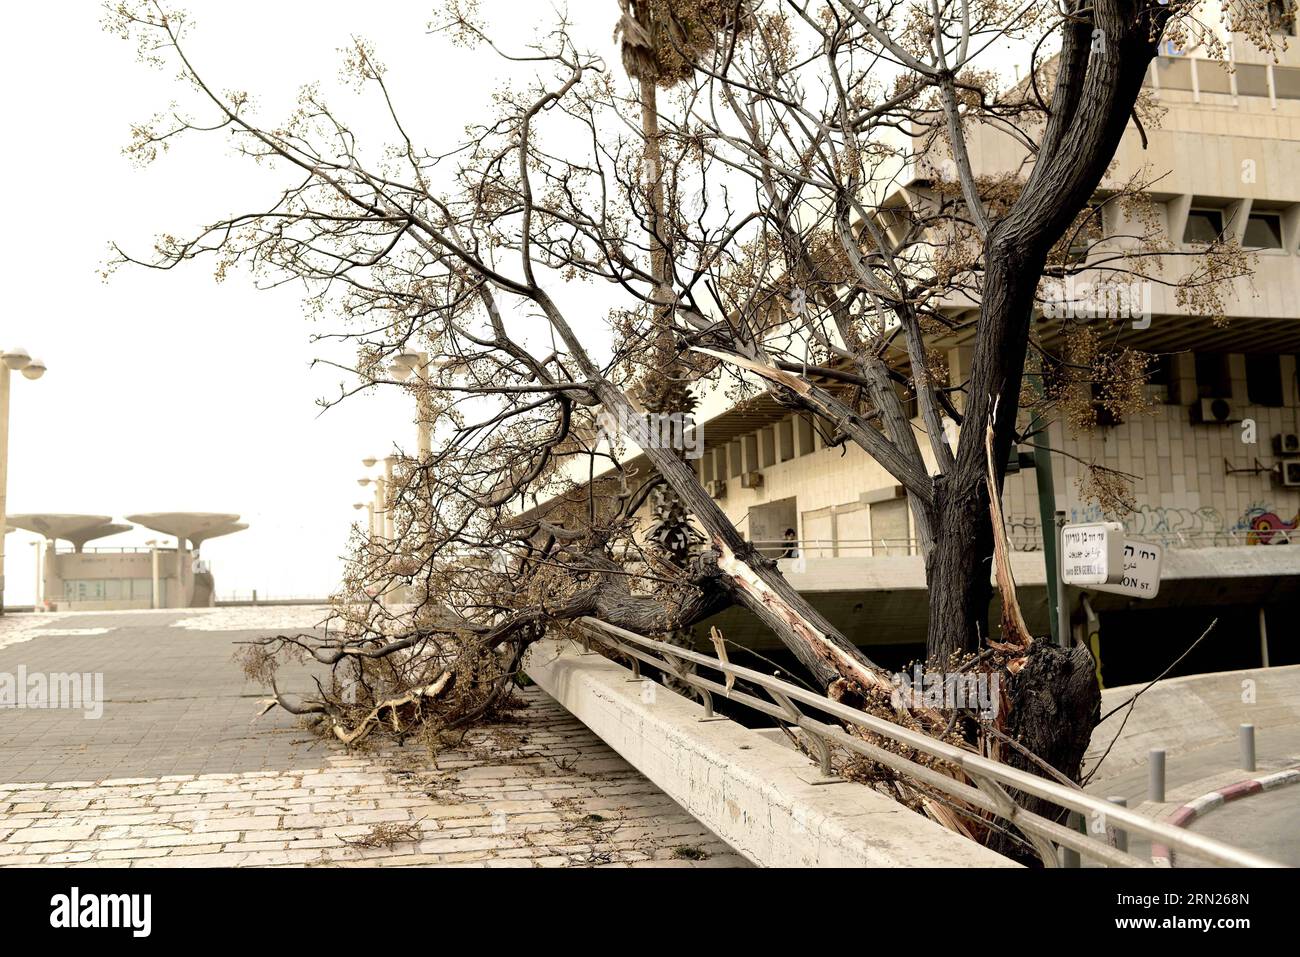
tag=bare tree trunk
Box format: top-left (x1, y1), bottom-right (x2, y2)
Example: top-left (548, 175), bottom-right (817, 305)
top-left (926, 489), bottom-right (993, 662)
top-left (926, 240), bottom-right (1042, 661)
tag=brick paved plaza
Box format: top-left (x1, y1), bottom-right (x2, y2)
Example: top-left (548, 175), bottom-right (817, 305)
top-left (0, 609), bottom-right (745, 867)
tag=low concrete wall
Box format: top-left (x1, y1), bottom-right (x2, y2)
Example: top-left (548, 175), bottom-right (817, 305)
top-left (1085, 664), bottom-right (1300, 781)
top-left (525, 639), bottom-right (1016, 868)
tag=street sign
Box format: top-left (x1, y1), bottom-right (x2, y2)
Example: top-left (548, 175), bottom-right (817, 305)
top-left (1091, 539), bottom-right (1163, 600)
top-left (1061, 522), bottom-right (1125, 585)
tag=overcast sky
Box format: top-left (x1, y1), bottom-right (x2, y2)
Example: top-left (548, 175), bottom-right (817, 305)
top-left (2, 1), bottom-right (621, 604)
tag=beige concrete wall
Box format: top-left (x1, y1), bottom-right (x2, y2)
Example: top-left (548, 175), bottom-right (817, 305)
top-left (49, 550), bottom-right (191, 611)
top-left (1001, 388), bottom-right (1300, 545)
top-left (692, 356), bottom-right (1299, 556)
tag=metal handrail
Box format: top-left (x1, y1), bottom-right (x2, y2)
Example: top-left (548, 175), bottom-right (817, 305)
top-left (750, 528), bottom-right (1295, 555)
top-left (52, 546), bottom-right (174, 555)
top-left (576, 616), bottom-right (1280, 869)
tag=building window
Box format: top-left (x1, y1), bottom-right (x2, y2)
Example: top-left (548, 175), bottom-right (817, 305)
top-left (1183, 209), bottom-right (1225, 245)
top-left (1195, 353), bottom-right (1232, 399)
top-left (1269, 0), bottom-right (1296, 35)
top-left (1243, 212), bottom-right (1284, 249)
top-left (62, 578), bottom-right (158, 603)
top-left (1246, 354), bottom-right (1284, 406)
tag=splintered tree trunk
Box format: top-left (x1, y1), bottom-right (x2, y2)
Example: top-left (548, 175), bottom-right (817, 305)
top-left (991, 643), bottom-right (1101, 859)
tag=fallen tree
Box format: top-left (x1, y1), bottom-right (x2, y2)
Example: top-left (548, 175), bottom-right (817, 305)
top-left (108, 0), bottom-right (1264, 862)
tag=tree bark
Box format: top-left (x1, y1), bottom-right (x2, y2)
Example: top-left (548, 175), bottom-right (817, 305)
top-left (926, 237), bottom-right (1045, 661)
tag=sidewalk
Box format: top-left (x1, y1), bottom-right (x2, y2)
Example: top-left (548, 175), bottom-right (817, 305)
top-left (1084, 725), bottom-right (1300, 866)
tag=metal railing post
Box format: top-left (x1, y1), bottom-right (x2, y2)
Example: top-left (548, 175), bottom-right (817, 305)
top-left (1106, 796), bottom-right (1129, 854)
top-left (1060, 811), bottom-right (1082, 868)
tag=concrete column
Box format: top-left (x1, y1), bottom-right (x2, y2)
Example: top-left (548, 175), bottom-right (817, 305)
top-left (1281, 356), bottom-right (1299, 407)
top-left (777, 419), bottom-right (795, 462)
top-left (1169, 352), bottom-right (1197, 406)
top-left (44, 542), bottom-right (60, 610)
top-left (742, 434), bottom-right (758, 473)
top-left (151, 546), bottom-right (160, 610)
top-left (1227, 353), bottom-right (1247, 402)
top-left (1225, 198), bottom-right (1252, 245)
top-left (794, 416), bottom-right (814, 457)
top-left (175, 540), bottom-right (187, 609)
top-left (1166, 193), bottom-right (1192, 246)
top-left (31, 540), bottom-right (41, 610)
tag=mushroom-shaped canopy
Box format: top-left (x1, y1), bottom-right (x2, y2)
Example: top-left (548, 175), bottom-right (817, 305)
top-left (126, 513), bottom-right (241, 548)
top-left (189, 520), bottom-right (248, 550)
top-left (5, 514), bottom-right (131, 550)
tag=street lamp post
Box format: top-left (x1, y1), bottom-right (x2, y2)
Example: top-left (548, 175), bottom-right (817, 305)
top-left (0, 347), bottom-right (48, 615)
top-left (382, 455), bottom-right (397, 541)
top-left (357, 474), bottom-right (385, 540)
top-left (390, 349), bottom-right (455, 461)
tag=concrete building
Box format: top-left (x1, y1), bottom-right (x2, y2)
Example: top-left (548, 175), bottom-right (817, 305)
top-left (6, 512), bottom-right (246, 611)
top-left (547, 14), bottom-right (1300, 685)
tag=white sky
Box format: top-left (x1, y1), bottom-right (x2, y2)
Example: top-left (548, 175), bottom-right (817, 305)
top-left (1, 0), bottom-right (622, 604)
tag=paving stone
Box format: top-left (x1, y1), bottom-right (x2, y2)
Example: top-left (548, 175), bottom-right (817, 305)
top-left (0, 609), bottom-right (747, 868)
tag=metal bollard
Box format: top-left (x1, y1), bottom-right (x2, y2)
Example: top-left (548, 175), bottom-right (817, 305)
top-left (1106, 796), bottom-right (1128, 853)
top-left (1239, 724), bottom-right (1256, 772)
top-left (1149, 749), bottom-right (1166, 803)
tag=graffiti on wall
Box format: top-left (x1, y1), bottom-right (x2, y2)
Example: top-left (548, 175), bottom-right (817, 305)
top-left (1126, 505), bottom-right (1225, 537)
top-left (1065, 504), bottom-right (1226, 537)
top-left (1234, 504), bottom-right (1300, 545)
top-left (1007, 516), bottom-right (1041, 551)
top-left (1011, 500), bottom-right (1299, 548)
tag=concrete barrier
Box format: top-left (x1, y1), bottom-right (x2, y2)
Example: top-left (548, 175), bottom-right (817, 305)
top-left (1085, 664), bottom-right (1300, 781)
top-left (525, 639), bottom-right (1017, 868)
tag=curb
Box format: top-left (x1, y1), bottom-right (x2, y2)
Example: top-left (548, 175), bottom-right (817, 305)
top-left (1151, 766), bottom-right (1300, 866)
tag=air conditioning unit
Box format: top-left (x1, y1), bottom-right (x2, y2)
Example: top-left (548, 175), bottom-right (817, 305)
top-left (739, 471), bottom-right (764, 489)
top-left (1280, 460), bottom-right (1300, 488)
top-left (706, 479), bottom-right (727, 499)
top-left (1192, 397), bottom-right (1236, 425)
top-left (1274, 433), bottom-right (1300, 456)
